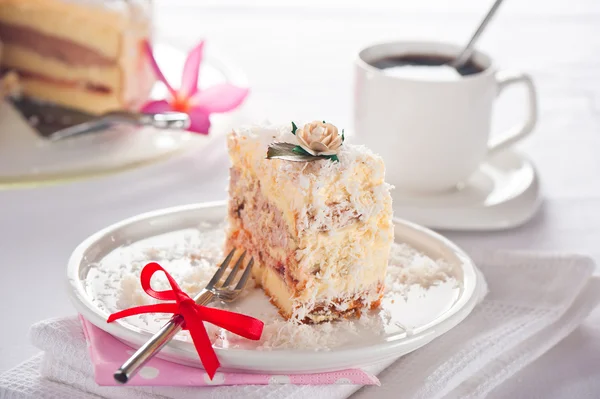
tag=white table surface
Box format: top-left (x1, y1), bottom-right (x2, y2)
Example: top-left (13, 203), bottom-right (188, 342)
top-left (1, 1), bottom-right (600, 398)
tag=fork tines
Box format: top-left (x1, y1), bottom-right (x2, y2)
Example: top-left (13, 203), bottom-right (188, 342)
top-left (206, 248), bottom-right (254, 301)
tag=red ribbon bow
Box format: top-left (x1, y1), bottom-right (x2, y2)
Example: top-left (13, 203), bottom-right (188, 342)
top-left (107, 262), bottom-right (264, 379)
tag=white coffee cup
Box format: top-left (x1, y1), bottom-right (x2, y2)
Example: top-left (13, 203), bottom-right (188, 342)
top-left (353, 41), bottom-right (537, 193)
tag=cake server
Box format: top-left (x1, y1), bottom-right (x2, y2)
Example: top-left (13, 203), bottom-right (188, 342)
top-left (9, 96), bottom-right (190, 141)
top-left (113, 248), bottom-right (254, 384)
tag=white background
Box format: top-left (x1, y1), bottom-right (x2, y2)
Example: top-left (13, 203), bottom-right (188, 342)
top-left (1, 0), bottom-right (600, 397)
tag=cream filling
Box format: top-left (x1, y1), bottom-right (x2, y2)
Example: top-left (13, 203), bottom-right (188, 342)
top-left (251, 250), bottom-right (385, 323)
top-left (232, 135), bottom-right (388, 241)
top-left (228, 131), bottom-right (393, 322)
top-left (231, 156), bottom-right (390, 292)
top-left (294, 222), bottom-right (391, 302)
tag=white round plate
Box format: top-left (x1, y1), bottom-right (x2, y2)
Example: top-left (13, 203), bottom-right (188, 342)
top-left (0, 42), bottom-right (247, 189)
top-left (393, 150), bottom-right (541, 231)
top-left (67, 202), bottom-right (483, 373)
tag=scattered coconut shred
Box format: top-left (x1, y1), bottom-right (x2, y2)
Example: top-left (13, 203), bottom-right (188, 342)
top-left (98, 222), bottom-right (457, 351)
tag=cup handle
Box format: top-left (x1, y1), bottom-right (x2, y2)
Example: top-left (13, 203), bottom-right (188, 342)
top-left (488, 71), bottom-right (538, 155)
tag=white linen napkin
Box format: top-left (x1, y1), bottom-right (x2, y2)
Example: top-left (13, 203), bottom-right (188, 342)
top-left (1, 251), bottom-right (599, 399)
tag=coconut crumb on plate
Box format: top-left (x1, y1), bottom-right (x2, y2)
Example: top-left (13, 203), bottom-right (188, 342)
top-left (85, 220), bottom-right (459, 351)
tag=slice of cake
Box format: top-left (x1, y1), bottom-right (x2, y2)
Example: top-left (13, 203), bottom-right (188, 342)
top-left (226, 121), bottom-right (394, 323)
top-left (0, 0), bottom-right (154, 114)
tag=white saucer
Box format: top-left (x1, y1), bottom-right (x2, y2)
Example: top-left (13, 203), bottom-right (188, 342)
top-left (0, 42), bottom-right (247, 189)
top-left (392, 150), bottom-right (541, 231)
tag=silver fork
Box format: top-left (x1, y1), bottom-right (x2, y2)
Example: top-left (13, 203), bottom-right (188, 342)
top-left (47, 111), bottom-right (191, 142)
top-left (113, 248), bottom-right (253, 384)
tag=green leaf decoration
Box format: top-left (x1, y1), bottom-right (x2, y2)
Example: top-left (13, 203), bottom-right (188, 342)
top-left (267, 120), bottom-right (346, 163)
top-left (266, 142), bottom-right (334, 162)
top-left (292, 145), bottom-right (311, 155)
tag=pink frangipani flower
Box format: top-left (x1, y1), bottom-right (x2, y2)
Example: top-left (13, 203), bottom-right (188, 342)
top-left (141, 40), bottom-right (249, 134)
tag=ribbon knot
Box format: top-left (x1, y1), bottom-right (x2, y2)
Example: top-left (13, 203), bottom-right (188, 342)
top-left (107, 262), bottom-right (264, 379)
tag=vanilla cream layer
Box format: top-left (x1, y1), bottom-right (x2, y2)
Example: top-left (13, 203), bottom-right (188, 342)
top-left (2, 44), bottom-right (120, 88)
top-left (228, 127), bottom-right (394, 295)
top-left (293, 223), bottom-right (389, 303)
top-left (228, 141), bottom-right (388, 237)
top-left (228, 127), bottom-right (390, 237)
top-left (229, 208), bottom-right (386, 308)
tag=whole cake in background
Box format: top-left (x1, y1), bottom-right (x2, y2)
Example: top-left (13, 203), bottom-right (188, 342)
top-left (0, 0), bottom-right (155, 114)
top-left (226, 120), bottom-right (394, 323)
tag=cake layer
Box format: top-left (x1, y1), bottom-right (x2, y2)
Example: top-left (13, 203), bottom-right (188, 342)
top-left (0, 0), bottom-right (154, 113)
top-left (228, 125), bottom-right (393, 279)
top-left (226, 122), bottom-right (393, 323)
top-left (0, 22), bottom-right (115, 66)
top-left (9, 67), bottom-right (111, 91)
top-left (1, 44), bottom-right (120, 88)
top-left (20, 77), bottom-right (120, 114)
top-left (226, 144), bottom-right (390, 322)
top-left (227, 124), bottom-right (393, 240)
top-left (228, 166), bottom-right (298, 289)
top-left (229, 164), bottom-right (389, 297)
top-left (0, 0), bottom-right (132, 59)
top-left (252, 248), bottom-right (381, 323)
top-left (226, 223), bottom-right (383, 323)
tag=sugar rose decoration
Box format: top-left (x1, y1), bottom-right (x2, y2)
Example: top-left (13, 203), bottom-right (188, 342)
top-left (296, 121), bottom-right (343, 156)
top-left (266, 120), bottom-right (345, 162)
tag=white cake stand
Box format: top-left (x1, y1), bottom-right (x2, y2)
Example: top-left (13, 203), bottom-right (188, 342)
top-left (0, 42), bottom-right (247, 189)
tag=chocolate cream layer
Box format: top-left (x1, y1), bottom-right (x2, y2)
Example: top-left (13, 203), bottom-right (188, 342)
top-left (0, 22), bottom-right (115, 67)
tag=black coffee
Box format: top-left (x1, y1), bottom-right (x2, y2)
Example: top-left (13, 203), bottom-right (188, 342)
top-left (370, 54), bottom-right (484, 77)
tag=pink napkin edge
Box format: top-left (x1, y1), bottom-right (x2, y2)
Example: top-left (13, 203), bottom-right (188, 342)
top-left (78, 315), bottom-right (381, 387)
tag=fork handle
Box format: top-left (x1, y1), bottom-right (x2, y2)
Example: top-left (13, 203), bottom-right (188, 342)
top-left (108, 111), bottom-right (191, 130)
top-left (114, 290), bottom-right (213, 383)
top-left (47, 111), bottom-right (190, 142)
